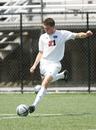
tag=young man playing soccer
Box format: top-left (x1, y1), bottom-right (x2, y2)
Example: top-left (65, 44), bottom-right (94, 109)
top-left (28, 17), bottom-right (93, 113)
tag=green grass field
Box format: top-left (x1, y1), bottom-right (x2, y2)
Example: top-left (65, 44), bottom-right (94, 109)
top-left (0, 92), bottom-right (96, 130)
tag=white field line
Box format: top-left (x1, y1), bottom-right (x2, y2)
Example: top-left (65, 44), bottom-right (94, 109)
top-left (0, 112), bottom-right (95, 120)
top-left (0, 87), bottom-right (96, 93)
top-left (0, 113), bottom-right (63, 120)
top-left (0, 114), bottom-right (19, 120)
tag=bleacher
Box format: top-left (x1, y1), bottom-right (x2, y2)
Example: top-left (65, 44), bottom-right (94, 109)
top-left (0, 31), bottom-right (20, 60)
top-left (0, 0), bottom-right (96, 25)
top-left (0, 0), bottom-right (96, 60)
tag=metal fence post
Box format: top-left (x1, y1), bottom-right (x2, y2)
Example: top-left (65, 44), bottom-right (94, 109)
top-left (20, 13), bottom-right (23, 94)
top-left (86, 12), bottom-right (91, 93)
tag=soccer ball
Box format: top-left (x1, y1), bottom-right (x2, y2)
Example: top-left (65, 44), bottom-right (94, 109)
top-left (16, 104), bottom-right (29, 117)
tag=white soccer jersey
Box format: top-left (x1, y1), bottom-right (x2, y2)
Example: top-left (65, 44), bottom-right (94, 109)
top-left (39, 30), bottom-right (76, 62)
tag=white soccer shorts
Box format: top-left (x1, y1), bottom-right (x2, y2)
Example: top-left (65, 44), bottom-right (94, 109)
top-left (40, 58), bottom-right (61, 78)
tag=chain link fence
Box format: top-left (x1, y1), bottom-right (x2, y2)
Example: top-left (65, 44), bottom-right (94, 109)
top-left (0, 12), bottom-right (96, 92)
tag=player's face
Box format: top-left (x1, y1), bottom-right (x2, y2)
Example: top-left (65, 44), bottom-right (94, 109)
top-left (43, 25), bottom-right (55, 35)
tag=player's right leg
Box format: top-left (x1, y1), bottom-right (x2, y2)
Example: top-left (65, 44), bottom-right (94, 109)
top-left (34, 85), bottom-right (41, 94)
top-left (29, 60), bottom-right (61, 113)
top-left (29, 85), bottom-right (47, 113)
top-left (29, 66), bottom-right (54, 113)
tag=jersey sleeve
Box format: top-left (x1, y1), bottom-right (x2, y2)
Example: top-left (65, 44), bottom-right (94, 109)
top-left (38, 35), bottom-right (44, 52)
top-left (61, 30), bottom-right (77, 41)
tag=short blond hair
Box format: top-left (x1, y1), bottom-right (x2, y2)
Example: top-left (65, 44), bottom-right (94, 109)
top-left (43, 18), bottom-right (55, 27)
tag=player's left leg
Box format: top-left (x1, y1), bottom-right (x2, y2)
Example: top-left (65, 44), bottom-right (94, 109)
top-left (33, 60), bottom-right (61, 94)
top-left (34, 69), bottom-right (68, 95)
top-left (52, 69), bottom-right (69, 82)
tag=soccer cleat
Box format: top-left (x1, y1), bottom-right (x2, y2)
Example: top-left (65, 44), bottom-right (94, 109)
top-left (35, 91), bottom-right (38, 94)
top-left (28, 105), bottom-right (35, 113)
top-left (63, 70), bottom-right (69, 82)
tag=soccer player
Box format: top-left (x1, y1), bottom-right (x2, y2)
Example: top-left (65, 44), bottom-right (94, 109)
top-left (28, 17), bottom-right (93, 113)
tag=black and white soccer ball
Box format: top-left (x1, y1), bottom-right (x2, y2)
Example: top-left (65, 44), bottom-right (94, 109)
top-left (16, 104), bottom-right (29, 117)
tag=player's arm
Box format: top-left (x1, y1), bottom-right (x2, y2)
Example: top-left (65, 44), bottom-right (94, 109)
top-left (30, 51), bottom-right (43, 73)
top-left (75, 30), bottom-right (93, 39)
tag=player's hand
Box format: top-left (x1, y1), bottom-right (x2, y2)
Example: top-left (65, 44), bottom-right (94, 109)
top-left (86, 30), bottom-right (93, 37)
top-left (30, 65), bottom-right (36, 73)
